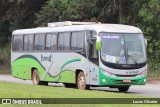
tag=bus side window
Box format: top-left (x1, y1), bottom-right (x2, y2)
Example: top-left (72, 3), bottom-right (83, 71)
top-left (13, 35), bottom-right (18, 51)
top-left (24, 35), bottom-right (28, 51)
top-left (46, 34), bottom-right (52, 50)
top-left (34, 34), bottom-right (45, 51)
top-left (71, 32), bottom-right (78, 50)
top-left (24, 34), bottom-right (33, 51)
top-left (13, 35), bottom-right (23, 51)
top-left (63, 32), bottom-right (70, 51)
top-left (34, 34), bottom-right (39, 50)
top-left (51, 34), bottom-right (57, 50)
top-left (77, 31), bottom-right (84, 51)
top-left (58, 33), bottom-right (64, 50)
top-left (46, 33), bottom-right (57, 50)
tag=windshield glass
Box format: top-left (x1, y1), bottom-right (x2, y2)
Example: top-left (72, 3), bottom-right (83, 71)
top-left (100, 33), bottom-right (147, 64)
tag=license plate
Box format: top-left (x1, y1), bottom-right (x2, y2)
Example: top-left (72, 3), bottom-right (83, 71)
top-left (123, 79), bottom-right (131, 83)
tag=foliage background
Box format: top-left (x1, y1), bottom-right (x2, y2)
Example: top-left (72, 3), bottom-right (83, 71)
top-left (0, 0), bottom-right (159, 81)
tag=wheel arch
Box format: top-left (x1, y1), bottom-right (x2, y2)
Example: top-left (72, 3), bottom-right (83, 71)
top-left (75, 69), bottom-right (83, 83)
top-left (75, 68), bottom-right (90, 85)
top-left (31, 67), bottom-right (38, 79)
top-left (75, 69), bottom-right (90, 90)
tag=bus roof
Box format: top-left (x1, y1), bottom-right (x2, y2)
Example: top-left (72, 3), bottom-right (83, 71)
top-left (12, 24), bottom-right (142, 35)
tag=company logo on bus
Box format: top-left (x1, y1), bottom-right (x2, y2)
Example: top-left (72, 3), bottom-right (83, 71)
top-left (41, 55), bottom-right (51, 62)
top-left (126, 70), bottom-right (138, 75)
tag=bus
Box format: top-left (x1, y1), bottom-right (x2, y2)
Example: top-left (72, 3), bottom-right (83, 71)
top-left (11, 21), bottom-right (147, 92)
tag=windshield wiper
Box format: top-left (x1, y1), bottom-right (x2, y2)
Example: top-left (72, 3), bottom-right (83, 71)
top-left (116, 46), bottom-right (138, 65)
top-left (126, 54), bottom-right (138, 65)
top-left (116, 45), bottom-right (127, 64)
top-left (116, 54), bottom-right (138, 65)
top-left (116, 54), bottom-right (125, 64)
top-left (125, 46), bottom-right (138, 65)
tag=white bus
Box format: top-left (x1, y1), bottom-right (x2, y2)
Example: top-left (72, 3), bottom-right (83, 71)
top-left (11, 21), bottom-right (147, 92)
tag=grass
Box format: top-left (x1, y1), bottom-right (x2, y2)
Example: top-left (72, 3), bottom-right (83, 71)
top-left (0, 81), bottom-right (160, 107)
top-left (0, 81), bottom-right (145, 98)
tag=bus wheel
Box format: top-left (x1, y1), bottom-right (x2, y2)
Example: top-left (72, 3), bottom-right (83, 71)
top-left (32, 69), bottom-right (48, 86)
top-left (118, 86), bottom-right (130, 92)
top-left (32, 69), bottom-right (40, 85)
top-left (77, 72), bottom-right (90, 90)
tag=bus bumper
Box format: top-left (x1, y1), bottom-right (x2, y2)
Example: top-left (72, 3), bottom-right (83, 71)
top-left (99, 70), bottom-right (147, 86)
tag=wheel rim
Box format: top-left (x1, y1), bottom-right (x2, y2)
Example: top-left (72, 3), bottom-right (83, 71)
top-left (78, 74), bottom-right (85, 89)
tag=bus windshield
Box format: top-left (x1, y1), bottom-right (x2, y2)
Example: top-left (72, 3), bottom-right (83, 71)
top-left (100, 33), bottom-right (147, 64)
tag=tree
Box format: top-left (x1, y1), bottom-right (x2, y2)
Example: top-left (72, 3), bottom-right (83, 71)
top-left (0, 0), bottom-right (48, 45)
top-left (35, 0), bottom-right (98, 26)
top-left (138, 0), bottom-right (160, 61)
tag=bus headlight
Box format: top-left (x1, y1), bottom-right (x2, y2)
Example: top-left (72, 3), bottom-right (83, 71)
top-left (138, 70), bottom-right (147, 76)
top-left (102, 70), bottom-right (113, 76)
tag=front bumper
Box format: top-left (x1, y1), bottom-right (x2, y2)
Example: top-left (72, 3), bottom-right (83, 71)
top-left (99, 70), bottom-right (147, 86)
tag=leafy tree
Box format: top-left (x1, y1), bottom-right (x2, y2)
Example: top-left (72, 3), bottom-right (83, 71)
top-left (138, 0), bottom-right (160, 61)
top-left (0, 0), bottom-right (47, 45)
top-left (35, 0), bottom-right (98, 26)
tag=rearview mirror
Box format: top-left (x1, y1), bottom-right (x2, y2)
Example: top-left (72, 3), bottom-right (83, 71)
top-left (96, 36), bottom-right (101, 50)
top-left (145, 39), bottom-right (147, 48)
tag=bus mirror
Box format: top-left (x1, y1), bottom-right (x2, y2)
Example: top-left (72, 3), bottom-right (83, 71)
top-left (96, 36), bottom-right (101, 50)
top-left (145, 39), bottom-right (147, 48)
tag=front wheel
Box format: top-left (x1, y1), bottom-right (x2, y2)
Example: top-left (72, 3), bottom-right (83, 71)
top-left (118, 86), bottom-right (130, 92)
top-left (77, 72), bottom-right (90, 90)
top-left (32, 69), bottom-right (48, 86)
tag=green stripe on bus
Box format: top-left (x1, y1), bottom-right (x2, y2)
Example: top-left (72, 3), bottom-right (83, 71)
top-left (13, 54), bottom-right (46, 70)
top-left (45, 70), bottom-right (75, 83)
top-left (46, 58), bottom-right (81, 82)
top-left (60, 58), bottom-right (81, 71)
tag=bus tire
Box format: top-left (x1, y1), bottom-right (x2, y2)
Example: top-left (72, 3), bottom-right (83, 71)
top-left (32, 69), bottom-right (48, 86)
top-left (77, 71), bottom-right (90, 90)
top-left (118, 86), bottom-right (130, 92)
top-left (32, 69), bottom-right (40, 85)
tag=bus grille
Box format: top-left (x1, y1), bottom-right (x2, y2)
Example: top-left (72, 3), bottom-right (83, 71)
top-left (115, 74), bottom-right (138, 77)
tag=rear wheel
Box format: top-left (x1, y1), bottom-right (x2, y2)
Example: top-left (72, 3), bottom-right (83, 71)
top-left (32, 69), bottom-right (48, 86)
top-left (77, 72), bottom-right (90, 90)
top-left (118, 86), bottom-right (130, 92)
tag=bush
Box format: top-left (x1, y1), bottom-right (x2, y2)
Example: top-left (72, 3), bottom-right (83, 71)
top-left (147, 57), bottom-right (160, 81)
top-left (0, 43), bottom-right (11, 73)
